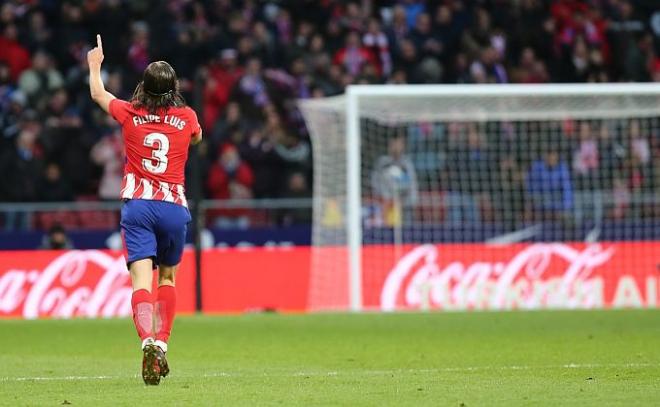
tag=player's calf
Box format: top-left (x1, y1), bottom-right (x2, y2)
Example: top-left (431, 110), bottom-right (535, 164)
top-left (131, 288), bottom-right (154, 341)
top-left (154, 280), bottom-right (176, 379)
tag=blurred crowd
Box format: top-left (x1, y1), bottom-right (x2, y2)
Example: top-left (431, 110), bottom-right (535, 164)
top-left (0, 0), bottom-right (659, 228)
top-left (368, 118), bottom-right (660, 229)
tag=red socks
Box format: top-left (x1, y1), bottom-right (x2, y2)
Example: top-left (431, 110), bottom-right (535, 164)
top-left (131, 289), bottom-right (153, 341)
top-left (155, 285), bottom-right (177, 343)
top-left (131, 286), bottom-right (177, 346)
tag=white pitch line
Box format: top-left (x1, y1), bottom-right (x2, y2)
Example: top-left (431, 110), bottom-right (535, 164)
top-left (1, 363), bottom-right (657, 383)
top-left (1, 375), bottom-right (123, 382)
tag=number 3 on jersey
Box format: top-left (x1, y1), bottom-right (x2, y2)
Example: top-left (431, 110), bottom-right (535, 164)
top-left (142, 133), bottom-right (169, 174)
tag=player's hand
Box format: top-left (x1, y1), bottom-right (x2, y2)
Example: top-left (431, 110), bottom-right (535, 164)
top-left (87, 34), bottom-right (104, 69)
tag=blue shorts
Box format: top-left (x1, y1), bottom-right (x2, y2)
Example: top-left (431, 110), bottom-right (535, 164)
top-left (120, 199), bottom-right (191, 267)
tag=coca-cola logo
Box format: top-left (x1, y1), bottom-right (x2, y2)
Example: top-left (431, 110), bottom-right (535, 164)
top-left (380, 243), bottom-right (616, 311)
top-left (0, 251), bottom-right (132, 319)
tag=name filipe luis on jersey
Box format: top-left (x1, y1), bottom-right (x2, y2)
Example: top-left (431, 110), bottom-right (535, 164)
top-left (132, 114), bottom-right (186, 130)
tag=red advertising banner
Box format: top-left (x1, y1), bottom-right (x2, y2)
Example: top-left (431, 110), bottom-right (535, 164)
top-left (360, 242), bottom-right (660, 311)
top-left (0, 250), bottom-right (196, 318)
top-left (200, 248), bottom-right (310, 313)
top-left (0, 248), bottom-right (310, 318)
top-left (0, 242), bottom-right (658, 318)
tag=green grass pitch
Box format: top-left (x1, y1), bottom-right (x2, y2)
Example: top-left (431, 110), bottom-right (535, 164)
top-left (1, 310), bottom-right (660, 406)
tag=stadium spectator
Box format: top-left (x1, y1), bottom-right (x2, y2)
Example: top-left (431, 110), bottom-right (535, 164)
top-left (394, 38), bottom-right (423, 82)
top-left (234, 57), bottom-right (271, 120)
top-left (206, 143), bottom-right (255, 229)
top-left (625, 119), bottom-right (654, 218)
top-left (210, 101), bottom-right (247, 153)
top-left (461, 6), bottom-right (489, 53)
top-left (432, 4), bottom-right (460, 58)
top-left (274, 131), bottom-right (311, 175)
top-left (203, 49), bottom-right (244, 131)
top-left (525, 149), bottom-right (574, 222)
top-left (607, 0), bottom-right (647, 80)
top-left (498, 153), bottom-right (526, 229)
top-left (513, 47), bottom-right (550, 83)
top-left (371, 135), bottom-right (418, 226)
top-left (40, 223), bottom-right (74, 250)
top-left (42, 89), bottom-right (90, 195)
top-left (410, 12), bottom-right (442, 60)
top-left (340, 2), bottom-right (366, 33)
top-left (628, 119), bottom-right (652, 168)
top-left (0, 24), bottom-right (30, 82)
top-left (288, 57), bottom-right (312, 99)
top-left (363, 18), bottom-right (392, 77)
top-left (0, 67), bottom-right (25, 148)
top-left (0, 118), bottom-right (43, 203)
top-left (25, 10), bottom-right (53, 52)
top-left (17, 51), bottom-right (64, 107)
top-left (38, 163), bottom-right (73, 202)
top-left (0, 118), bottom-right (43, 230)
top-left (126, 22), bottom-right (150, 76)
top-left (386, 5), bottom-right (410, 53)
top-left (444, 124), bottom-right (493, 224)
top-left (469, 46), bottom-right (508, 83)
top-left (90, 130), bottom-right (124, 200)
top-left (334, 31), bottom-right (378, 77)
top-left (238, 126), bottom-right (279, 199)
top-left (572, 121), bottom-right (603, 226)
top-left (401, 0), bottom-right (426, 29)
top-left (611, 175), bottom-right (631, 219)
top-left (277, 172), bottom-right (312, 226)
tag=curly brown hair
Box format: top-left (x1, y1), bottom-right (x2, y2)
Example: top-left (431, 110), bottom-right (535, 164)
top-left (130, 61), bottom-right (186, 114)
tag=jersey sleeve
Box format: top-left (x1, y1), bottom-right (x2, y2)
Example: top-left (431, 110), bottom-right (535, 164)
top-left (188, 107), bottom-right (201, 136)
top-left (109, 99), bottom-right (132, 125)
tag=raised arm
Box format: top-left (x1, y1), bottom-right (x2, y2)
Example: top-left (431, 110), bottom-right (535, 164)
top-left (87, 34), bottom-right (116, 113)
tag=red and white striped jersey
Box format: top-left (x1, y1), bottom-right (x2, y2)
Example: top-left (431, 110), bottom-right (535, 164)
top-left (120, 172), bottom-right (188, 207)
top-left (109, 99), bottom-right (200, 207)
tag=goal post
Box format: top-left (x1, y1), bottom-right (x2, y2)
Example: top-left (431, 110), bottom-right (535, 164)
top-left (346, 87), bottom-right (362, 312)
top-left (299, 83), bottom-right (660, 312)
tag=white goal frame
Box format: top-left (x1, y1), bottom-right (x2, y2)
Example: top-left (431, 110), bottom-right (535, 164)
top-left (344, 83), bottom-right (660, 312)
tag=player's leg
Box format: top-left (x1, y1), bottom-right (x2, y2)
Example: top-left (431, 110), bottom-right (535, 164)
top-left (120, 199), bottom-right (161, 385)
top-left (129, 258), bottom-right (155, 345)
top-left (129, 258), bottom-right (162, 385)
top-left (122, 200), bottom-right (158, 344)
top-left (155, 263), bottom-right (178, 348)
top-left (153, 201), bottom-right (191, 377)
top-left (153, 263), bottom-right (178, 377)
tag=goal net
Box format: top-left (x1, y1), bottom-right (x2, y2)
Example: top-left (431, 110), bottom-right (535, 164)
top-left (299, 84), bottom-right (660, 312)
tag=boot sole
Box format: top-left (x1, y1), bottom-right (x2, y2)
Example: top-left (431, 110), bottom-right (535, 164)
top-left (142, 345), bottom-right (161, 385)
